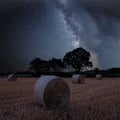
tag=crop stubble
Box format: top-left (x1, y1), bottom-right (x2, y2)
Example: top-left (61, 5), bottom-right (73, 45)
top-left (0, 77), bottom-right (120, 120)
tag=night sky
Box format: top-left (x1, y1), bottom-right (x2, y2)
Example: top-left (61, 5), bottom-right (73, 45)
top-left (0, 0), bottom-right (120, 72)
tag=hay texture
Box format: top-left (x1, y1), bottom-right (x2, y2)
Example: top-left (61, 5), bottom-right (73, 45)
top-left (72, 74), bottom-right (84, 84)
top-left (34, 75), bottom-right (70, 109)
top-left (96, 74), bottom-right (102, 80)
top-left (8, 74), bottom-right (17, 81)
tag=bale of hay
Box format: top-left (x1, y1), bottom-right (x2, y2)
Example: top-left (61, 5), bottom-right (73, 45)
top-left (96, 74), bottom-right (102, 80)
top-left (34, 75), bottom-right (70, 109)
top-left (8, 74), bottom-right (17, 81)
top-left (72, 74), bottom-right (84, 84)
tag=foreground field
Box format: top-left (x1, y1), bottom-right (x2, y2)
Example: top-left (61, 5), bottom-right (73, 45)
top-left (0, 77), bottom-right (120, 120)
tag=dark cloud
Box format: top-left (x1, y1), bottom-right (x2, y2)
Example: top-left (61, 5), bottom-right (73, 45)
top-left (70, 0), bottom-right (120, 19)
top-left (0, 0), bottom-right (120, 71)
top-left (0, 0), bottom-right (74, 72)
top-left (55, 0), bottom-right (120, 69)
top-left (0, 1), bottom-right (47, 71)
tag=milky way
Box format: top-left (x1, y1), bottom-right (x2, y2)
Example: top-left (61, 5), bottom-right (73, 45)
top-left (54, 0), bottom-right (120, 69)
top-left (0, 0), bottom-right (120, 72)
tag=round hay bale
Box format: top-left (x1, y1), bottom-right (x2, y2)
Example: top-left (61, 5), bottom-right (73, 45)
top-left (34, 75), bottom-right (70, 109)
top-left (96, 74), bottom-right (102, 80)
top-left (8, 74), bottom-right (17, 81)
top-left (72, 74), bottom-right (84, 84)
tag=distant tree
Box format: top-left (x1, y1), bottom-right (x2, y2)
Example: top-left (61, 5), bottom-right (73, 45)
top-left (63, 47), bottom-right (93, 73)
top-left (107, 68), bottom-right (120, 74)
top-left (94, 68), bottom-right (101, 74)
top-left (48, 57), bottom-right (65, 72)
top-left (29, 58), bottom-right (49, 75)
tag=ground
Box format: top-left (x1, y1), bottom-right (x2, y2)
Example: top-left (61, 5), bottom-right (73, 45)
top-left (0, 77), bottom-right (120, 120)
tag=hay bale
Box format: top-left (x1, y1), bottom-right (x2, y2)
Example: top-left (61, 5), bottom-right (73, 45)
top-left (72, 74), bottom-right (84, 84)
top-left (96, 74), bottom-right (102, 80)
top-left (8, 74), bottom-right (17, 81)
top-left (34, 75), bottom-right (70, 109)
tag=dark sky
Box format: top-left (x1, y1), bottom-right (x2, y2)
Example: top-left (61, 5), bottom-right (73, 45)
top-left (0, 0), bottom-right (120, 72)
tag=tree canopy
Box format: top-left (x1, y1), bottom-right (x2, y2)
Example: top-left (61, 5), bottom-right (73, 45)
top-left (29, 57), bottom-right (64, 75)
top-left (29, 58), bottom-right (49, 75)
top-left (63, 47), bottom-right (93, 72)
top-left (48, 57), bottom-right (65, 72)
top-left (29, 47), bottom-right (93, 75)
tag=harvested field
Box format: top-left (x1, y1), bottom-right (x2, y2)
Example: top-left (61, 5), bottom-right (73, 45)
top-left (0, 77), bottom-right (120, 120)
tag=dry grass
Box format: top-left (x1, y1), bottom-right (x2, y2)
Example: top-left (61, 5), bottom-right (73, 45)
top-left (0, 77), bottom-right (120, 120)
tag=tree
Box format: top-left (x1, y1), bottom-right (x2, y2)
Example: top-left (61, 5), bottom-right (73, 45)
top-left (63, 47), bottom-right (93, 73)
top-left (29, 58), bottom-right (49, 75)
top-left (48, 57), bottom-right (65, 72)
top-left (107, 68), bottom-right (120, 74)
top-left (94, 68), bottom-right (101, 74)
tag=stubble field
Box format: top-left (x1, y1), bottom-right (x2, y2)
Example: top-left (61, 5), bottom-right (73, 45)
top-left (0, 77), bottom-right (120, 120)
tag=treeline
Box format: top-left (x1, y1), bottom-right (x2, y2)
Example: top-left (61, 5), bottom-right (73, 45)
top-left (28, 47), bottom-right (92, 76)
top-left (1, 67), bottom-right (120, 78)
top-left (1, 47), bottom-right (120, 77)
top-left (29, 57), bottom-right (65, 76)
top-left (83, 68), bottom-right (120, 78)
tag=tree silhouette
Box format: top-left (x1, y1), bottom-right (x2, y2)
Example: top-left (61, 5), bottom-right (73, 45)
top-left (63, 47), bottom-right (93, 73)
top-left (94, 68), bottom-right (101, 74)
top-left (48, 57), bottom-right (65, 72)
top-left (107, 68), bottom-right (120, 74)
top-left (29, 58), bottom-right (49, 75)
top-left (29, 57), bottom-right (65, 75)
